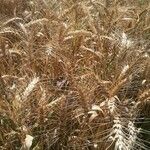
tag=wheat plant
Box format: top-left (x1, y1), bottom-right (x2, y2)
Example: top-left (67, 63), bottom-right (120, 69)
top-left (0, 0), bottom-right (150, 150)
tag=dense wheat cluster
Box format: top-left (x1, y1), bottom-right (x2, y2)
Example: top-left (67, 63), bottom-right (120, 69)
top-left (0, 0), bottom-right (150, 149)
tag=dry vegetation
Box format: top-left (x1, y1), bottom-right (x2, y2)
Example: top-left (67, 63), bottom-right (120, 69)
top-left (0, 0), bottom-right (150, 149)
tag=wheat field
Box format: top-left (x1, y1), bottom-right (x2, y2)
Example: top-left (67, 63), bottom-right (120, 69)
top-left (0, 0), bottom-right (150, 150)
